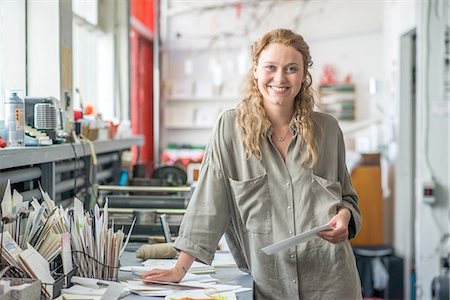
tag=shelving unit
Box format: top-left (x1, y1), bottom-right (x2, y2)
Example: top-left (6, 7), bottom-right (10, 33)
top-left (165, 96), bottom-right (237, 102)
top-left (158, 39), bottom-right (247, 150)
top-left (318, 83), bottom-right (356, 121)
top-left (0, 136), bottom-right (143, 208)
top-left (162, 96), bottom-right (239, 146)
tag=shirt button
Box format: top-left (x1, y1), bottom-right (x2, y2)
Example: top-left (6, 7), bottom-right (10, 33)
top-left (289, 231), bottom-right (293, 235)
top-left (287, 182), bottom-right (291, 186)
top-left (287, 205), bottom-right (291, 209)
top-left (292, 280), bottom-right (297, 284)
top-left (290, 254), bottom-right (295, 259)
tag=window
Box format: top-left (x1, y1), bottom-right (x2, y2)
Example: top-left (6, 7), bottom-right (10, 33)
top-left (72, 0), bottom-right (129, 121)
top-left (0, 0), bottom-right (26, 117)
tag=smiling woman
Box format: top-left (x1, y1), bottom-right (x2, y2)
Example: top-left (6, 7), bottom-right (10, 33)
top-left (141, 28), bottom-right (362, 300)
top-left (253, 44), bottom-right (304, 108)
top-left (238, 29), bottom-right (316, 163)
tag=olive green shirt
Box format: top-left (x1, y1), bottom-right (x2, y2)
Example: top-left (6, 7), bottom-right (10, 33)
top-left (174, 109), bottom-right (362, 299)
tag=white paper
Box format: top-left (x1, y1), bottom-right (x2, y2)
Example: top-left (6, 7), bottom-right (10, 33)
top-left (71, 276), bottom-right (113, 289)
top-left (212, 252), bottom-right (237, 268)
top-left (19, 244), bottom-right (55, 297)
top-left (39, 182), bottom-right (55, 210)
top-left (12, 189), bottom-right (23, 215)
top-left (261, 223), bottom-right (332, 255)
top-left (1, 179), bottom-right (12, 217)
top-left (100, 282), bottom-right (127, 300)
top-left (0, 231), bottom-right (23, 267)
top-left (125, 279), bottom-right (244, 298)
top-left (164, 291), bottom-right (237, 300)
top-left (119, 216), bottom-right (136, 257)
top-left (61, 232), bottom-right (73, 274)
top-left (62, 283), bottom-right (129, 298)
top-left (142, 259), bottom-right (215, 275)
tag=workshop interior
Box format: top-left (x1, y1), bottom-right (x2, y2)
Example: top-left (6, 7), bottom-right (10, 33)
top-left (0, 0), bottom-right (449, 299)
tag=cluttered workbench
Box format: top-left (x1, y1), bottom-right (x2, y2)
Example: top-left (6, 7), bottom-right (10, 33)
top-left (0, 139), bottom-right (253, 299)
top-left (118, 245), bottom-right (253, 299)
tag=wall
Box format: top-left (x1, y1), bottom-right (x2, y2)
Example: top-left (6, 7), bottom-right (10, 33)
top-left (162, 2), bottom-right (450, 298)
top-left (415, 0), bottom-right (449, 298)
top-left (160, 0), bottom-right (384, 148)
top-left (385, 2), bottom-right (417, 298)
top-left (309, 32), bottom-right (383, 120)
top-left (391, 1), bottom-right (449, 299)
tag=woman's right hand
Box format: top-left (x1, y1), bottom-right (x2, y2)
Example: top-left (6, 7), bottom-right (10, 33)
top-left (140, 251), bottom-right (195, 283)
top-left (140, 266), bottom-right (185, 283)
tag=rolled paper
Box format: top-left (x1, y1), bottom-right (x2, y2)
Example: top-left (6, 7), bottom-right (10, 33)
top-left (136, 243), bottom-right (178, 260)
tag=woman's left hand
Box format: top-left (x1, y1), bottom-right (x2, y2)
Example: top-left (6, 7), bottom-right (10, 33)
top-left (318, 208), bottom-right (351, 244)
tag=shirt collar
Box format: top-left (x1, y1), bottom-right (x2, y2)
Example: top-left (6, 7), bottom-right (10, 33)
top-left (267, 117), bottom-right (299, 137)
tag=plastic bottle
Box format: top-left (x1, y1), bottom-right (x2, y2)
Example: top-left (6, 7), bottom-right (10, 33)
top-left (4, 91), bottom-right (25, 147)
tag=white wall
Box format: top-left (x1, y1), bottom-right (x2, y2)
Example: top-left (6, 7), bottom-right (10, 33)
top-left (309, 32), bottom-right (384, 121)
top-left (384, 2), bottom-right (417, 299)
top-left (160, 0), bottom-right (384, 148)
top-left (390, 1), bottom-right (449, 299)
top-left (415, 0), bottom-right (449, 298)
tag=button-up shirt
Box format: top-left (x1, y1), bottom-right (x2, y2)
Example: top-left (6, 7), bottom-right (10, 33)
top-left (174, 109), bottom-right (362, 299)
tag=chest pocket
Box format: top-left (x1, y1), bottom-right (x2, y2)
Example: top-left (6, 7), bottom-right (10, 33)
top-left (229, 174), bottom-right (272, 234)
top-left (310, 174), bottom-right (342, 219)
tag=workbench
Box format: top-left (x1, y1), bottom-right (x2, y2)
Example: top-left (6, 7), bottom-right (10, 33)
top-left (119, 247), bottom-right (253, 299)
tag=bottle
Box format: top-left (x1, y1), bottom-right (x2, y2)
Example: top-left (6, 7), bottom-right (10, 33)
top-left (4, 91), bottom-right (25, 147)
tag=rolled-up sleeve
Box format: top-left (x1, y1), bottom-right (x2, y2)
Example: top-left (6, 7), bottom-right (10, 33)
top-left (173, 134), bottom-right (230, 265)
top-left (337, 128), bottom-right (362, 239)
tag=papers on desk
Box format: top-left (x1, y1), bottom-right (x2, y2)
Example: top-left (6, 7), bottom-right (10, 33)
top-left (62, 277), bottom-right (130, 299)
top-left (142, 258), bottom-right (216, 274)
top-left (261, 223), bottom-right (332, 255)
top-left (122, 260), bottom-right (250, 298)
top-left (164, 291), bottom-right (237, 300)
top-left (212, 251), bottom-right (237, 268)
top-left (122, 278), bottom-right (250, 298)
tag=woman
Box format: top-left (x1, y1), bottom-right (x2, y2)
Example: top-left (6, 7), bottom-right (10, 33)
top-left (142, 28), bottom-right (362, 299)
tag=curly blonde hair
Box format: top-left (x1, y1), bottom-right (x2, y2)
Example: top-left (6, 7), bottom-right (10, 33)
top-left (236, 28), bottom-right (317, 167)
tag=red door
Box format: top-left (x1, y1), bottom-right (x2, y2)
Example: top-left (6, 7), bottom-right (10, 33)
top-left (130, 0), bottom-right (155, 176)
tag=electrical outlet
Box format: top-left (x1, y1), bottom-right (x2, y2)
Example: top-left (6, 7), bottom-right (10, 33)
top-left (423, 180), bottom-right (436, 204)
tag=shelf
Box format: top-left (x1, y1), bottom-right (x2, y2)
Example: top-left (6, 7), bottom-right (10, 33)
top-left (339, 116), bottom-right (383, 135)
top-left (165, 125), bottom-right (214, 130)
top-left (0, 136), bottom-right (144, 169)
top-left (319, 83), bottom-right (355, 121)
top-left (164, 96), bottom-right (238, 102)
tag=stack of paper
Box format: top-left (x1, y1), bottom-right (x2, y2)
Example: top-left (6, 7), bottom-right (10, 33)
top-left (190, 264), bottom-right (215, 274)
top-left (61, 277), bottom-right (130, 299)
top-left (0, 184), bottom-right (73, 297)
top-left (21, 186), bottom-right (69, 262)
top-left (142, 259), bottom-right (215, 274)
top-left (18, 243), bottom-right (55, 298)
top-left (164, 291), bottom-right (237, 300)
top-left (0, 231), bottom-right (23, 269)
top-left (122, 278), bottom-right (250, 298)
top-left (1, 180), bottom-right (26, 240)
top-left (71, 198), bottom-right (135, 280)
top-left (212, 252), bottom-right (237, 268)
